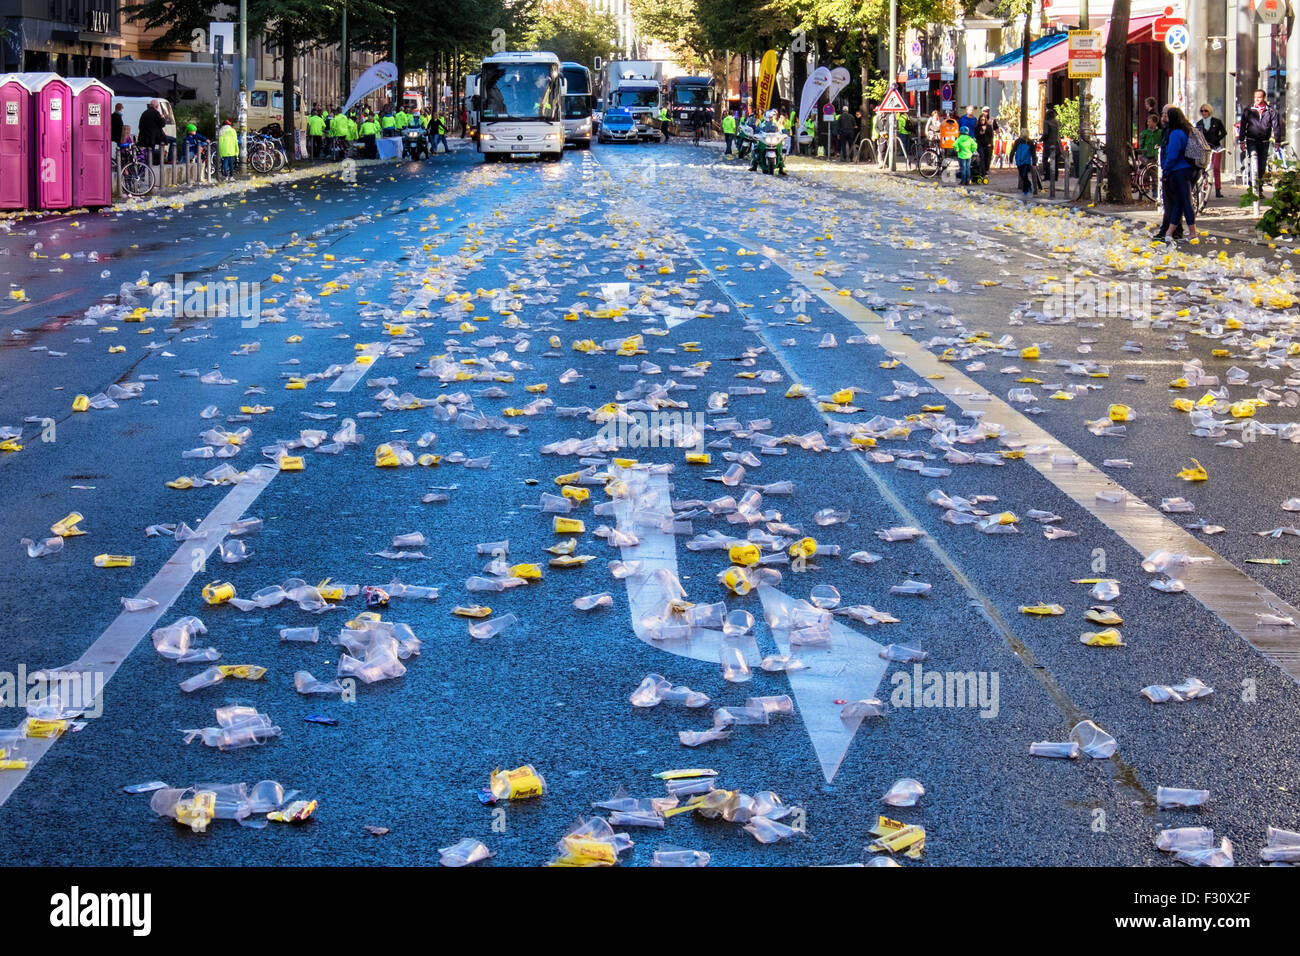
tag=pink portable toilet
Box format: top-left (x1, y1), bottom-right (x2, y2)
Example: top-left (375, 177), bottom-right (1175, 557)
top-left (67, 78), bottom-right (112, 209)
top-left (0, 75), bottom-right (32, 210)
top-left (21, 73), bottom-right (74, 210)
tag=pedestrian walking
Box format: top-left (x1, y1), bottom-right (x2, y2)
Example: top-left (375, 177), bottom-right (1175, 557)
top-left (1238, 89), bottom-right (1283, 195)
top-left (1196, 103), bottom-right (1227, 197)
top-left (433, 113), bottom-right (449, 153)
top-left (111, 103), bottom-right (125, 146)
top-left (1041, 106), bottom-right (1063, 184)
top-left (1154, 106), bottom-right (1200, 241)
top-left (975, 108), bottom-right (996, 184)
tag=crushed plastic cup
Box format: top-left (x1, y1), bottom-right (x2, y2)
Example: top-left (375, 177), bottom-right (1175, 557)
top-left (882, 778), bottom-right (925, 807)
top-left (1157, 786), bottom-right (1211, 809)
top-left (890, 580), bottom-right (932, 597)
top-left (202, 581), bottom-right (236, 605)
top-left (1080, 628), bottom-right (1125, 647)
top-left (1029, 741), bottom-right (1081, 759)
top-left (840, 699), bottom-right (885, 719)
top-left (1070, 720), bottom-right (1117, 758)
top-left (652, 848), bottom-right (711, 867)
top-left (721, 646), bottom-right (751, 683)
top-left (50, 512), bottom-right (85, 537)
top-left (1156, 827), bottom-right (1215, 852)
top-left (489, 765), bottom-right (546, 801)
top-left (809, 584), bottom-right (841, 609)
top-left (93, 554), bottom-right (134, 568)
top-left (573, 592), bottom-right (613, 611)
top-left (468, 613), bottom-right (518, 640)
top-left (1140, 678), bottom-right (1213, 703)
top-left (293, 671), bottom-right (345, 695)
top-left (723, 609), bottom-right (754, 636)
top-left (21, 536), bottom-right (63, 558)
top-left (439, 838), bottom-right (494, 867)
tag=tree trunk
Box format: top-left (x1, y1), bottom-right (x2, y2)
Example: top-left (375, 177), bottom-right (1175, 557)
top-left (1019, 13), bottom-right (1030, 136)
top-left (860, 27), bottom-right (871, 109)
top-left (1105, 0), bottom-right (1133, 202)
top-left (281, 21), bottom-right (296, 166)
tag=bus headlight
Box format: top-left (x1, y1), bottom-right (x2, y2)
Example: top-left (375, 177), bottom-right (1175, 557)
top-left (480, 133), bottom-right (494, 141)
top-left (544, 132), bottom-right (561, 141)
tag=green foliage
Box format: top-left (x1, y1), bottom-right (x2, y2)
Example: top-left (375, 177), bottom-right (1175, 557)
top-left (1052, 98), bottom-right (1099, 142)
top-left (523, 0), bottom-right (619, 66)
top-left (174, 102), bottom-right (216, 139)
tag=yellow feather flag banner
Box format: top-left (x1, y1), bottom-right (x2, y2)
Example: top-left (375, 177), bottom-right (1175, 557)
top-left (756, 50), bottom-right (779, 112)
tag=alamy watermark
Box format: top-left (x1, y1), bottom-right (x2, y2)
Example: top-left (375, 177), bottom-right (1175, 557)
top-left (1042, 271), bottom-right (1153, 320)
top-left (889, 664), bottom-right (999, 718)
top-left (595, 410), bottom-right (708, 453)
top-left (150, 273), bottom-right (262, 328)
top-left (0, 665), bottom-right (104, 719)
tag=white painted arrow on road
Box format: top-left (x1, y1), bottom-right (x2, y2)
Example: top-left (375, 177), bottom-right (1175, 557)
top-left (612, 467), bottom-right (887, 781)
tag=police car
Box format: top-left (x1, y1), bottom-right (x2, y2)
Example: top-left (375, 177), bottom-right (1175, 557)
top-left (597, 107), bottom-right (638, 144)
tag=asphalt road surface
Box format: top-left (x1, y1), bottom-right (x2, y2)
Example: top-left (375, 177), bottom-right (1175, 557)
top-left (1, 137), bottom-right (1298, 867)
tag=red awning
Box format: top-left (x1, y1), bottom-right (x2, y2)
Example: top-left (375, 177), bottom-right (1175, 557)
top-left (983, 15), bottom-right (1162, 82)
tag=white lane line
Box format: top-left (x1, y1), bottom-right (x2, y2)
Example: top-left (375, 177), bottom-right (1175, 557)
top-left (749, 238), bottom-right (1300, 681)
top-left (0, 464), bottom-right (279, 808)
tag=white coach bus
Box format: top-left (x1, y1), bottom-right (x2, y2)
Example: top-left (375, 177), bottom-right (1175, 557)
top-left (474, 51), bottom-right (565, 162)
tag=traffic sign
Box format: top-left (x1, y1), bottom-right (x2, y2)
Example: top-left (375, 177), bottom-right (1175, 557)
top-left (1152, 6), bottom-right (1184, 41)
top-left (910, 41), bottom-right (922, 57)
top-left (941, 83), bottom-right (953, 101)
top-left (1257, 0), bottom-right (1286, 24)
top-left (822, 103), bottom-right (834, 118)
top-left (1164, 24), bottom-right (1190, 55)
top-left (877, 88), bottom-right (909, 113)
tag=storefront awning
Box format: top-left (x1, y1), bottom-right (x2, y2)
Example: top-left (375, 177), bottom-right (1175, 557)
top-left (970, 15), bottom-right (1162, 81)
top-left (969, 33), bottom-right (1067, 78)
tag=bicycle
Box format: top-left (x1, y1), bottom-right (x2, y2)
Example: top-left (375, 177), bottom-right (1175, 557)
top-left (116, 144), bottom-right (155, 198)
top-left (875, 133), bottom-right (921, 171)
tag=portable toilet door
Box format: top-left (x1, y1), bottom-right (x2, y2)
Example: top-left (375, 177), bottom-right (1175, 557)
top-left (67, 78), bottom-right (112, 208)
top-left (24, 73), bottom-right (74, 210)
top-left (0, 76), bottom-right (32, 210)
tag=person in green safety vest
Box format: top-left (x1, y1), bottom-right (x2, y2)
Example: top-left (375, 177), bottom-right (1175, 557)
top-left (659, 105), bottom-right (671, 140)
top-left (722, 110), bottom-right (737, 155)
top-left (380, 109), bottom-right (396, 132)
top-left (432, 113), bottom-right (448, 154)
top-left (307, 107), bottom-right (325, 160)
top-left (897, 111), bottom-right (911, 155)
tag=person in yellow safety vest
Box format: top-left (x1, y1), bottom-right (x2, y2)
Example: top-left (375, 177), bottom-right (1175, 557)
top-left (307, 108), bottom-right (325, 160)
top-left (380, 110), bottom-right (396, 132)
top-left (431, 113), bottom-right (448, 153)
top-left (346, 112), bottom-right (358, 141)
top-left (360, 113), bottom-right (381, 157)
top-left (218, 119), bottom-right (238, 177)
top-left (897, 111), bottom-right (912, 155)
top-left (329, 109), bottom-right (349, 157)
top-left (395, 108), bottom-right (409, 128)
top-left (722, 111), bottom-right (737, 155)
top-left (420, 111), bottom-right (430, 129)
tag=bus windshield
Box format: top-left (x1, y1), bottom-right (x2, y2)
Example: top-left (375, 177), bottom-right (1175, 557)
top-left (616, 89), bottom-right (658, 110)
top-left (480, 62), bottom-right (561, 122)
top-left (674, 86), bottom-right (712, 107)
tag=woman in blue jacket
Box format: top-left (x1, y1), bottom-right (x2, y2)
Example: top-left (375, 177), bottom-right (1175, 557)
top-left (1154, 106), bottom-right (1200, 241)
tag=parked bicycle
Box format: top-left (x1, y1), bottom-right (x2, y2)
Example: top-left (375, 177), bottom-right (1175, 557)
top-left (116, 144), bottom-right (156, 198)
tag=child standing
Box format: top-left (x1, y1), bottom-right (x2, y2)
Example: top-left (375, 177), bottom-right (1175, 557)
top-left (954, 128), bottom-right (978, 185)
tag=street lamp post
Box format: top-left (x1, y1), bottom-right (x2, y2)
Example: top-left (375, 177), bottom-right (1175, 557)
top-left (239, 0), bottom-right (248, 165)
top-left (889, 0), bottom-right (897, 171)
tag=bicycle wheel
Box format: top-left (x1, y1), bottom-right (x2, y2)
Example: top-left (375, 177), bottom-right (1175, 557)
top-left (918, 149), bottom-right (940, 179)
top-left (120, 161), bottom-right (154, 197)
top-left (1137, 164), bottom-right (1158, 202)
top-left (249, 146), bottom-right (275, 174)
top-left (271, 145), bottom-right (287, 171)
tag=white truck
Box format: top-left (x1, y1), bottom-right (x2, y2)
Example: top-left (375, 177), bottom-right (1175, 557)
top-left (604, 60), bottom-right (664, 142)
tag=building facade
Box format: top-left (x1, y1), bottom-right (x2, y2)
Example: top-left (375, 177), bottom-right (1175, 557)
top-left (0, 0), bottom-right (123, 74)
